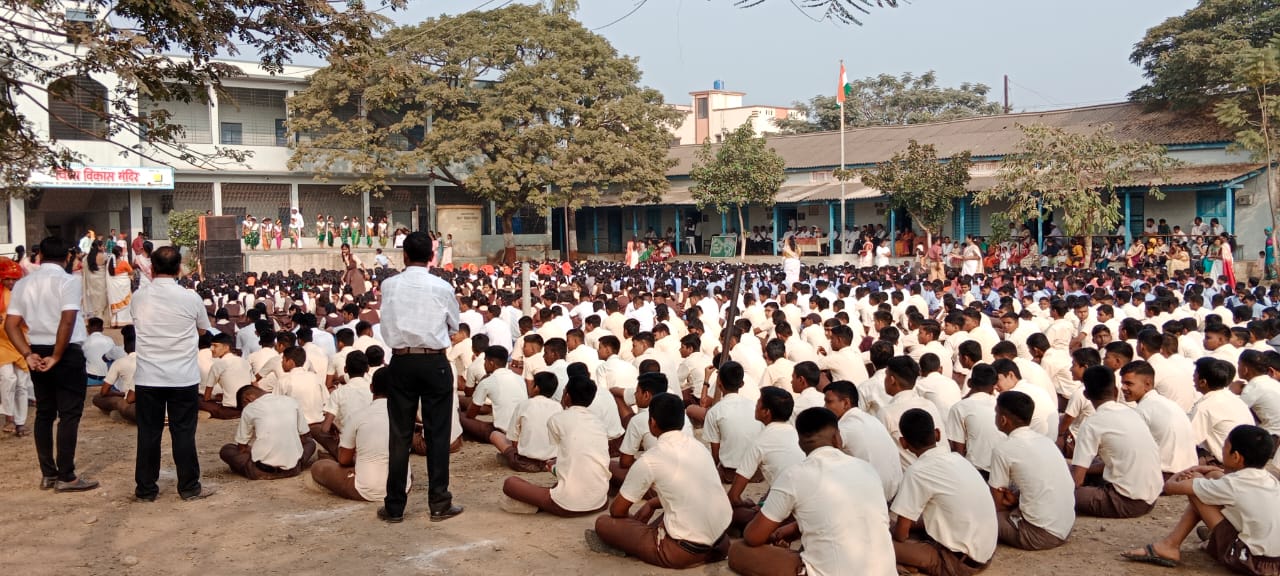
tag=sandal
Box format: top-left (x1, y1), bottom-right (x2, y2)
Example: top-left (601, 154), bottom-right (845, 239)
top-left (2, 421), bottom-right (14, 434)
top-left (1121, 544), bottom-right (1179, 568)
top-left (14, 425), bottom-right (28, 437)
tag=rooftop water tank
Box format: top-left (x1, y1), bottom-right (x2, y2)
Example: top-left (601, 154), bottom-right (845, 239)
top-left (713, 79), bottom-right (724, 90)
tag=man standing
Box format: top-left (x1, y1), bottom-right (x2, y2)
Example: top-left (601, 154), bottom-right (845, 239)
top-left (379, 231), bottom-right (463, 523)
top-left (4, 237), bottom-right (96, 492)
top-left (289, 208), bottom-right (305, 250)
top-left (131, 246), bottom-right (212, 502)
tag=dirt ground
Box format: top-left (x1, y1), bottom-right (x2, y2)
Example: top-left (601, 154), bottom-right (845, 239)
top-left (0, 394), bottom-right (1235, 576)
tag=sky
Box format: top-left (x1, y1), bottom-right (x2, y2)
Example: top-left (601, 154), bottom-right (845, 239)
top-left (375, 0), bottom-right (1201, 112)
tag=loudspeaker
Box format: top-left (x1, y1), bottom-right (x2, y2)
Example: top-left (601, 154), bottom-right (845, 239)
top-left (199, 216), bottom-right (238, 242)
top-left (199, 216), bottom-right (242, 276)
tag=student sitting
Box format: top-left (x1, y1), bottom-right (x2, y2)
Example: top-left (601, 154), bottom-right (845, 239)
top-left (822, 379), bottom-right (902, 501)
top-left (945, 363), bottom-right (1002, 478)
top-left (276, 346), bottom-right (329, 449)
top-left (590, 393), bottom-right (731, 569)
top-left (316, 351), bottom-right (373, 456)
top-left (1120, 360), bottom-right (1198, 480)
top-left (91, 325), bottom-right (137, 423)
top-left (989, 390), bottom-right (1075, 551)
top-left (729, 407), bottom-right (897, 576)
top-left (725, 387), bottom-right (804, 529)
top-left (219, 386), bottom-right (317, 480)
top-left (460, 345), bottom-right (528, 442)
top-left (490, 372), bottom-right (562, 473)
top-left (1070, 365), bottom-right (1164, 518)
top-left (199, 332), bottom-right (252, 420)
top-left (309, 369), bottom-right (409, 501)
top-left (891, 408), bottom-right (997, 576)
top-left (1190, 357), bottom-right (1256, 465)
top-left (702, 361), bottom-right (764, 484)
top-left (1123, 425), bottom-right (1280, 574)
top-left (611, 373), bottom-right (691, 484)
top-left (501, 375), bottom-right (611, 516)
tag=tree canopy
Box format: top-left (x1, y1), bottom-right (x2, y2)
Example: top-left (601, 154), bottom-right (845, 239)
top-left (287, 3), bottom-right (680, 231)
top-left (0, 0), bottom-right (393, 198)
top-left (854, 139), bottom-right (972, 244)
top-left (975, 124), bottom-right (1181, 265)
top-left (773, 71), bottom-right (1002, 134)
top-left (1129, 0), bottom-right (1280, 107)
top-left (689, 122), bottom-right (786, 258)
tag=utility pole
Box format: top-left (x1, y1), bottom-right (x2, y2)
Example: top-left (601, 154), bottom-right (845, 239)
top-left (1003, 75), bottom-right (1011, 114)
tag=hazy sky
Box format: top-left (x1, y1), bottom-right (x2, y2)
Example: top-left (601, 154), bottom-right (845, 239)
top-left (378, 0), bottom-right (1199, 112)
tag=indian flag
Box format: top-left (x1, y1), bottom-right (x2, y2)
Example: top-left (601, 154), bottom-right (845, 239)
top-left (837, 62), bottom-right (849, 106)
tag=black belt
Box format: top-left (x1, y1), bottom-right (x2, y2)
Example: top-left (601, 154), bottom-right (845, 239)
top-left (255, 461), bottom-right (291, 473)
top-left (675, 539), bottom-right (713, 555)
top-left (393, 347), bottom-right (445, 356)
top-left (961, 554), bottom-right (987, 569)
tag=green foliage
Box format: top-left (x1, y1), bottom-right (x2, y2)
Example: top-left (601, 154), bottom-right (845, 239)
top-left (0, 0), bottom-right (395, 199)
top-left (774, 71), bottom-right (1002, 134)
top-left (1214, 36), bottom-right (1280, 252)
top-left (1129, 0), bottom-right (1280, 107)
top-left (166, 209), bottom-right (202, 257)
top-left (856, 140), bottom-right (972, 241)
top-left (288, 4), bottom-right (681, 224)
top-left (689, 122), bottom-right (786, 258)
top-left (975, 124), bottom-right (1181, 265)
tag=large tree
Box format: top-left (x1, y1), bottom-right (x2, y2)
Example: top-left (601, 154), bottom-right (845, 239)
top-left (975, 124), bottom-right (1181, 266)
top-left (774, 71), bottom-right (1002, 134)
top-left (853, 139), bottom-right (972, 246)
top-left (0, 0), bottom-right (392, 198)
top-left (689, 122), bottom-right (786, 259)
top-left (288, 3), bottom-right (680, 257)
top-left (1129, 0), bottom-right (1280, 108)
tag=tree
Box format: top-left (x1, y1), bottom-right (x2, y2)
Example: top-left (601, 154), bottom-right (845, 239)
top-left (975, 123), bottom-right (1181, 266)
top-left (734, 0), bottom-right (899, 25)
top-left (288, 4), bottom-right (680, 258)
top-left (0, 0), bottom-right (393, 198)
top-left (773, 71), bottom-right (1002, 134)
top-left (166, 209), bottom-right (201, 272)
top-left (854, 139), bottom-right (972, 247)
top-left (1129, 0), bottom-right (1280, 108)
top-left (1215, 38), bottom-right (1280, 273)
top-left (689, 122), bottom-right (786, 259)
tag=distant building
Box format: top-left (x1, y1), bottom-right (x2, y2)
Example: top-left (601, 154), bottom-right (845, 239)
top-left (670, 84), bottom-right (804, 146)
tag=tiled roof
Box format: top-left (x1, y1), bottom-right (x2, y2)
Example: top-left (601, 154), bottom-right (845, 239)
top-left (666, 101), bottom-right (1234, 177)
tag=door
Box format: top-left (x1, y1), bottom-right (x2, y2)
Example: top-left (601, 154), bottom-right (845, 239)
top-left (606, 208), bottom-right (623, 253)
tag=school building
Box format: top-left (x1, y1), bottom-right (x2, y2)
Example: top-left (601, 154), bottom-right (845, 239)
top-left (9, 51), bottom-right (1271, 261)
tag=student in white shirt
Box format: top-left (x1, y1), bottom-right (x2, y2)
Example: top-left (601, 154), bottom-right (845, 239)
top-left (82, 317), bottom-right (125, 384)
top-left (788, 360), bottom-right (826, 423)
top-left (702, 361), bottom-right (765, 484)
top-left (315, 350), bottom-right (373, 456)
top-left (219, 386), bottom-right (316, 480)
top-left (460, 345), bottom-right (528, 442)
top-left (915, 353), bottom-right (961, 417)
top-left (489, 372), bottom-right (562, 473)
top-left (1191, 357), bottom-right (1256, 463)
top-left (991, 358), bottom-right (1058, 439)
top-left (891, 408), bottom-right (998, 576)
top-left (198, 332), bottom-right (252, 420)
top-left (823, 379), bottom-right (902, 501)
top-left (590, 393), bottom-right (732, 569)
top-left (91, 325), bottom-right (137, 422)
top-left (277, 346), bottom-right (329, 440)
top-left (945, 364), bottom-right (1002, 475)
top-left (1071, 365), bottom-right (1163, 518)
top-left (1120, 360), bottom-right (1198, 478)
top-left (730, 406), bottom-right (897, 576)
top-left (309, 369), bottom-right (409, 501)
top-left (612, 373), bottom-right (691, 483)
top-left (676, 333), bottom-right (711, 404)
top-left (882, 355), bottom-right (950, 469)
top-left (725, 387), bottom-right (805, 529)
top-left (1123, 425), bottom-right (1280, 572)
top-left (501, 375), bottom-right (611, 516)
top-left (989, 391), bottom-right (1075, 551)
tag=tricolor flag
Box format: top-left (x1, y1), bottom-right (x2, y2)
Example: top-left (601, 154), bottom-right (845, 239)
top-left (837, 62), bottom-right (848, 107)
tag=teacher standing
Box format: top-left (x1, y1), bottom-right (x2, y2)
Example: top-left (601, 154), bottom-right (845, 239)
top-left (379, 231), bottom-right (463, 523)
top-left (130, 246), bottom-right (212, 501)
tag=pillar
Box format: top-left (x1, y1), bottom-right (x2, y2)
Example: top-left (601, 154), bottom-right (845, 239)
top-left (428, 179), bottom-right (437, 231)
top-left (772, 204), bottom-right (780, 256)
top-left (208, 85), bottom-right (220, 145)
top-left (130, 189), bottom-right (144, 240)
top-left (9, 197), bottom-right (25, 249)
top-left (289, 182), bottom-right (298, 213)
top-left (1036, 197), bottom-right (1044, 249)
top-left (592, 208), bottom-right (599, 254)
top-left (361, 190), bottom-right (370, 223)
top-left (888, 208), bottom-right (897, 257)
top-left (957, 198), bottom-right (966, 240)
top-left (632, 210), bottom-right (638, 238)
top-left (489, 201), bottom-right (497, 235)
top-left (828, 202), bottom-right (836, 254)
top-left (1122, 191), bottom-right (1131, 246)
top-left (1226, 186), bottom-right (1236, 234)
top-left (675, 209), bottom-right (682, 255)
top-left (720, 212), bottom-right (727, 235)
top-left (212, 181), bottom-right (223, 216)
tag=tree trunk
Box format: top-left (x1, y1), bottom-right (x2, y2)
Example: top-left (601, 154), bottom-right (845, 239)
top-left (1083, 233), bottom-right (1093, 268)
top-left (737, 205), bottom-right (748, 260)
top-left (565, 204), bottom-right (578, 261)
top-left (502, 213), bottom-right (516, 265)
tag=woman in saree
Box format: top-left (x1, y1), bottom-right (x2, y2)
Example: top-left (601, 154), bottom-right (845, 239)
top-left (341, 243), bottom-right (367, 298)
top-left (106, 245), bottom-right (133, 327)
top-left (82, 240), bottom-right (110, 321)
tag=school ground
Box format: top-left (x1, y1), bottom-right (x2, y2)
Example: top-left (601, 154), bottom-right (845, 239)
top-left (0, 392), bottom-right (1233, 576)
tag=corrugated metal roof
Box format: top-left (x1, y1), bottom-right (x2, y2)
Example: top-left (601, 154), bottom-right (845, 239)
top-left (666, 102), bottom-right (1233, 177)
top-left (963, 163), bottom-right (1265, 192)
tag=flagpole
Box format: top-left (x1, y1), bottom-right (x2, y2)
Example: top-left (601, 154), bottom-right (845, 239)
top-left (839, 59), bottom-right (846, 246)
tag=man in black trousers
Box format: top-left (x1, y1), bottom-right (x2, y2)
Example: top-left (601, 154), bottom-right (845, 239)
top-left (4, 237), bottom-right (96, 492)
top-left (379, 231), bottom-right (463, 523)
top-left (129, 246), bottom-right (213, 501)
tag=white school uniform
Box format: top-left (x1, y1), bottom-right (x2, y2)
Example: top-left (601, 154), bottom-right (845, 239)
top-left (891, 446), bottom-right (998, 563)
top-left (1070, 402), bottom-right (1164, 504)
top-left (703, 392), bottom-right (763, 470)
top-left (988, 427), bottom-right (1076, 540)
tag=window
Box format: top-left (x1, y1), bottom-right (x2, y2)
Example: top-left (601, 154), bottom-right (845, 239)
top-left (810, 171), bottom-right (832, 183)
top-left (951, 197), bottom-right (979, 238)
top-left (696, 97), bottom-right (708, 120)
top-left (1196, 189), bottom-right (1229, 221)
top-left (47, 75), bottom-right (108, 140)
top-left (220, 122), bottom-right (243, 145)
top-left (217, 87), bottom-right (287, 146)
top-left (64, 9), bottom-right (94, 43)
top-left (275, 119), bottom-right (288, 146)
top-left (140, 84), bottom-right (212, 143)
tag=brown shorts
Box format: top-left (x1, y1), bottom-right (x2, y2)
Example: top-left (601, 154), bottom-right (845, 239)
top-left (1074, 482), bottom-right (1154, 518)
top-left (996, 509), bottom-right (1066, 551)
top-left (1207, 520), bottom-right (1280, 576)
top-left (501, 446), bottom-right (547, 474)
top-left (893, 538), bottom-right (988, 576)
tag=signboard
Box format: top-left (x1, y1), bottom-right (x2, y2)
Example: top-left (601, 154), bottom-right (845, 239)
top-left (709, 235), bottom-right (737, 258)
top-left (28, 165), bottom-right (175, 189)
top-left (437, 205), bottom-right (483, 258)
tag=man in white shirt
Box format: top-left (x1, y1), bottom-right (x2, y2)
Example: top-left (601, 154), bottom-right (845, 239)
top-left (676, 334), bottom-right (711, 404)
top-left (702, 361), bottom-right (765, 483)
top-left (824, 379), bottom-right (903, 501)
top-left (501, 375), bottom-right (611, 516)
top-left (489, 372), bottom-right (562, 472)
top-left (460, 345), bottom-right (527, 442)
top-left (730, 406), bottom-right (897, 576)
top-left (1190, 357), bottom-right (1256, 463)
top-left (219, 386), bottom-right (316, 480)
top-left (915, 353), bottom-right (961, 417)
top-left (821, 324), bottom-right (869, 386)
top-left (724, 387), bottom-right (804, 528)
top-left (891, 408), bottom-right (998, 576)
top-left (199, 333), bottom-right (252, 420)
top-left (483, 305), bottom-right (514, 353)
top-left (1136, 330), bottom-right (1198, 413)
top-left (989, 391), bottom-right (1075, 550)
top-left (314, 350), bottom-right (373, 456)
top-left (82, 317), bottom-right (125, 385)
top-left (1071, 366), bottom-right (1163, 518)
top-left (789, 361), bottom-right (826, 423)
top-left (591, 393), bottom-right (732, 569)
top-left (992, 359), bottom-right (1058, 439)
top-left (882, 355), bottom-right (950, 469)
top-left (91, 326), bottom-right (137, 422)
top-left (945, 364), bottom-right (1002, 474)
top-left (130, 246), bottom-right (213, 502)
top-left (310, 370), bottom-right (410, 501)
top-left (1121, 360), bottom-right (1198, 478)
top-left (5, 237), bottom-right (96, 491)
